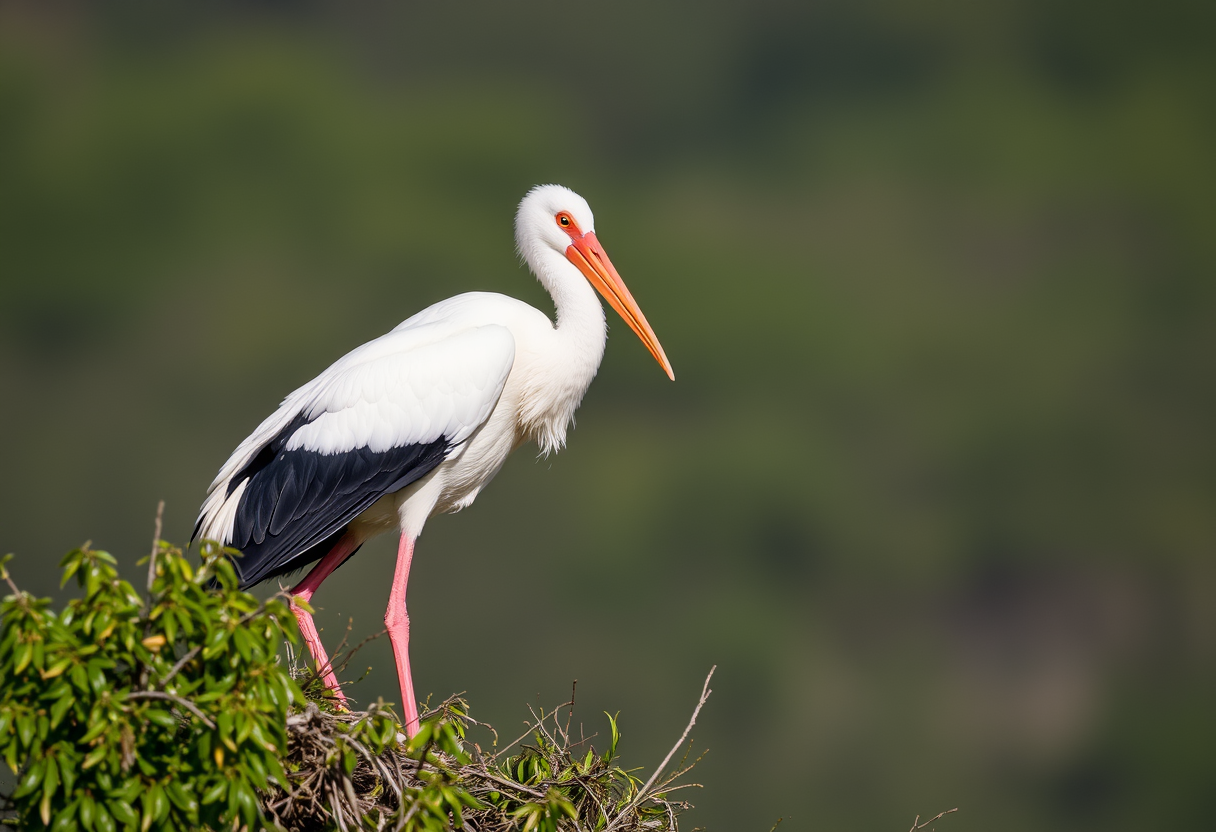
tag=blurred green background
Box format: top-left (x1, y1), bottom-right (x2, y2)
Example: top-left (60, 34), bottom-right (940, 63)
top-left (2, 1), bottom-right (1214, 829)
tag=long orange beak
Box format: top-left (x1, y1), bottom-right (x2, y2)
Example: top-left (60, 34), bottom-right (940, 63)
top-left (566, 232), bottom-right (675, 380)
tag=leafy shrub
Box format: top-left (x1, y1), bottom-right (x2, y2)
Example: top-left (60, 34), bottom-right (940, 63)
top-left (1, 539), bottom-right (705, 832)
top-left (0, 541), bottom-right (300, 831)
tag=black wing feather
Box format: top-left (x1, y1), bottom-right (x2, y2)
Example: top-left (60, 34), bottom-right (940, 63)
top-left (226, 436), bottom-right (450, 589)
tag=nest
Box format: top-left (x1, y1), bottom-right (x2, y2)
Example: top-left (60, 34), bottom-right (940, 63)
top-left (259, 672), bottom-right (713, 832)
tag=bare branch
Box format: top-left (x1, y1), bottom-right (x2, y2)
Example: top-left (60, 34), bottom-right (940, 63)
top-left (908, 808), bottom-right (959, 831)
top-left (157, 645), bottom-right (201, 689)
top-left (126, 690), bottom-right (216, 729)
top-left (604, 666), bottom-right (715, 832)
top-left (146, 500), bottom-right (164, 595)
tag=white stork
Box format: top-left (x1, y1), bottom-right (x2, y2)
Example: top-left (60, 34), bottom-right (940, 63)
top-left (194, 185), bottom-right (673, 736)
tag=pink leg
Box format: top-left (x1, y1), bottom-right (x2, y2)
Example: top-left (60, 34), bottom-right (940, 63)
top-left (385, 534), bottom-right (421, 737)
top-left (289, 533), bottom-right (361, 707)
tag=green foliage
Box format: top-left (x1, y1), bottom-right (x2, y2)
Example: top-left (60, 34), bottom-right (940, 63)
top-left (483, 710), bottom-right (652, 832)
top-left (1, 544), bottom-right (697, 832)
top-left (0, 542), bottom-right (302, 831)
top-left (419, 703), bottom-right (691, 832)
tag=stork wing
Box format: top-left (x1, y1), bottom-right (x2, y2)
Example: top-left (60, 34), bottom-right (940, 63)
top-left (194, 323), bottom-right (515, 587)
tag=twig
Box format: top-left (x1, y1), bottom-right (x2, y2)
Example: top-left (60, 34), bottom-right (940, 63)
top-left (147, 500), bottom-right (164, 595)
top-left (492, 699), bottom-right (574, 760)
top-left (127, 690), bottom-right (216, 729)
top-left (909, 808), bottom-right (958, 831)
top-left (604, 666), bottom-right (715, 832)
top-left (137, 503), bottom-right (166, 691)
top-left (649, 782), bottom-right (703, 796)
top-left (466, 769), bottom-right (546, 800)
top-left (334, 625), bottom-right (388, 679)
top-left (562, 679), bottom-right (578, 744)
top-left (157, 645), bottom-right (201, 689)
top-left (635, 668), bottom-right (714, 798)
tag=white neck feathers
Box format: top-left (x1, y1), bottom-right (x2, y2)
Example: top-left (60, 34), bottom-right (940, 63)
top-left (517, 244), bottom-right (607, 456)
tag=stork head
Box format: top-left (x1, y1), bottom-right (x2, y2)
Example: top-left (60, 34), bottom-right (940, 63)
top-left (515, 184), bottom-right (674, 380)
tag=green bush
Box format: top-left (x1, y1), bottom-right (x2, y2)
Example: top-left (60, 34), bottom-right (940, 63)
top-left (0, 541), bottom-right (300, 830)
top-left (1, 541), bottom-right (702, 832)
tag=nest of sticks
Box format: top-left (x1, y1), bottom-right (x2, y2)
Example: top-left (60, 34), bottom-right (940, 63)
top-left (259, 671), bottom-right (714, 832)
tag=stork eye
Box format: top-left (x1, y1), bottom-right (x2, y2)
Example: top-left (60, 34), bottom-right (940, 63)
top-left (557, 214), bottom-right (571, 228)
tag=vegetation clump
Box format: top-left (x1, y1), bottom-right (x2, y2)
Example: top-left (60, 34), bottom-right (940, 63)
top-left (0, 538), bottom-right (301, 831)
top-left (1, 530), bottom-right (706, 831)
top-left (265, 688), bottom-right (706, 832)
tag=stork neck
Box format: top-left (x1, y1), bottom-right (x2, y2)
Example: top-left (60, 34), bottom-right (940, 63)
top-left (537, 249), bottom-right (608, 351)
top-left (516, 247), bottom-right (609, 455)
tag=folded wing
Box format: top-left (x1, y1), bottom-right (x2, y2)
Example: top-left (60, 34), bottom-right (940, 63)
top-left (194, 323), bottom-right (516, 587)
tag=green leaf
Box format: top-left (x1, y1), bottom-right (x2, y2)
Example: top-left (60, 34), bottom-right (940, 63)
top-left (43, 753), bottom-right (61, 800)
top-left (603, 712), bottom-right (621, 763)
top-left (138, 788), bottom-right (154, 832)
top-left (59, 751), bottom-right (78, 795)
top-left (165, 779), bottom-right (198, 816)
top-left (232, 628), bottom-right (252, 661)
top-left (17, 714), bottom-right (35, 746)
top-left (86, 661), bottom-right (106, 694)
top-left (149, 783), bottom-right (168, 823)
top-left (217, 711), bottom-right (236, 751)
top-left (14, 642), bottom-right (32, 674)
top-left (233, 780), bottom-right (257, 828)
top-left (50, 805), bottom-right (79, 832)
top-left (143, 709), bottom-right (177, 731)
top-left (79, 794), bottom-right (96, 832)
top-left (13, 759), bottom-right (45, 798)
top-left (42, 661), bottom-right (72, 681)
top-left (50, 692), bottom-right (75, 729)
top-left (60, 559), bottom-right (81, 588)
top-left (93, 803), bottom-right (115, 832)
top-left (69, 664), bottom-right (89, 693)
top-left (106, 799), bottom-right (137, 827)
top-left (200, 780), bottom-right (227, 805)
top-left (236, 711), bottom-right (254, 744)
top-left (81, 716), bottom-right (109, 744)
top-left (82, 745), bottom-right (108, 769)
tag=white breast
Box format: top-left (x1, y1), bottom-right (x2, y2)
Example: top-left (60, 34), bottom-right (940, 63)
top-left (376, 289), bottom-right (606, 539)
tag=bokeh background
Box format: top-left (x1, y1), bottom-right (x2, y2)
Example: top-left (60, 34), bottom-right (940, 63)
top-left (2, 1), bottom-right (1214, 829)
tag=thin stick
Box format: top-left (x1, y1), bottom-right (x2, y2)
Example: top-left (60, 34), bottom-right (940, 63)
top-left (563, 679), bottom-right (578, 744)
top-left (493, 699), bottom-right (574, 760)
top-left (1, 570), bottom-right (19, 598)
top-left (146, 500), bottom-right (164, 595)
top-left (604, 666), bottom-right (715, 832)
top-left (909, 808), bottom-right (958, 831)
top-left (466, 770), bottom-right (546, 800)
top-left (127, 690), bottom-right (216, 729)
top-left (157, 645), bottom-right (201, 689)
top-left (636, 667), bottom-right (714, 799)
